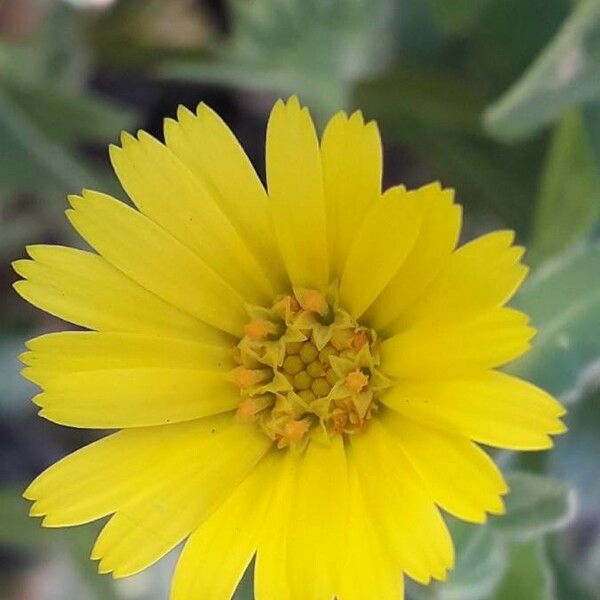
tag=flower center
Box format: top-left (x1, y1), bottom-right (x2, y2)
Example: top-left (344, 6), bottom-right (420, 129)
top-left (230, 288), bottom-right (391, 449)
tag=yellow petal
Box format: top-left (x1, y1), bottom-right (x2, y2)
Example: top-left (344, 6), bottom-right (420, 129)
top-left (254, 451), bottom-right (296, 600)
top-left (321, 111), bottom-right (382, 279)
top-left (32, 367), bottom-right (239, 428)
top-left (22, 332), bottom-right (234, 426)
top-left (364, 183), bottom-right (461, 332)
top-left (381, 307), bottom-right (535, 378)
top-left (22, 331), bottom-right (231, 378)
top-left (68, 190), bottom-right (246, 336)
top-left (266, 97), bottom-right (328, 291)
top-left (339, 187), bottom-right (421, 318)
top-left (25, 413), bottom-right (232, 527)
top-left (382, 371), bottom-right (566, 450)
top-left (12, 246), bottom-right (226, 345)
top-left (91, 419), bottom-right (272, 577)
top-left (171, 450), bottom-right (282, 600)
top-left (110, 131), bottom-right (274, 303)
top-left (339, 463), bottom-right (404, 600)
top-left (286, 436), bottom-right (349, 599)
top-left (164, 103), bottom-right (287, 289)
top-left (349, 420), bottom-right (454, 584)
top-left (383, 413), bottom-right (507, 523)
top-left (395, 230), bottom-right (528, 330)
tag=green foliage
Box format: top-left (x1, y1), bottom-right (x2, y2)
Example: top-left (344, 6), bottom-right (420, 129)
top-left (490, 473), bottom-right (574, 539)
top-left (545, 386), bottom-right (600, 597)
top-left (549, 386), bottom-right (600, 514)
top-left (0, 485), bottom-right (119, 599)
top-left (527, 108), bottom-right (600, 265)
top-left (424, 0), bottom-right (493, 35)
top-left (0, 4), bottom-right (135, 259)
top-left (414, 525), bottom-right (505, 600)
top-left (492, 541), bottom-right (554, 600)
top-left (0, 74), bottom-right (135, 146)
top-left (0, 334), bottom-right (36, 415)
top-left (484, 0), bottom-right (600, 141)
top-left (508, 241), bottom-right (600, 400)
top-left (408, 472), bottom-right (573, 600)
top-left (0, 86), bottom-right (95, 196)
top-left (164, 0), bottom-right (398, 124)
top-left (3, 0), bottom-right (600, 598)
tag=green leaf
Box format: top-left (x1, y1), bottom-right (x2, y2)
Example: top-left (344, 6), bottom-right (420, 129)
top-left (527, 108), bottom-right (600, 265)
top-left (584, 101), bottom-right (600, 170)
top-left (356, 66), bottom-right (542, 232)
top-left (492, 541), bottom-right (555, 600)
top-left (0, 84), bottom-right (101, 203)
top-left (1, 74), bottom-right (136, 145)
top-left (0, 86), bottom-right (93, 194)
top-left (0, 3), bottom-right (86, 86)
top-left (507, 241), bottom-right (600, 399)
top-left (233, 561), bottom-right (254, 600)
top-left (424, 0), bottom-right (493, 35)
top-left (491, 472), bottom-right (575, 540)
top-left (550, 543), bottom-right (599, 600)
top-left (355, 66), bottom-right (485, 134)
top-left (0, 485), bottom-right (119, 599)
top-left (0, 334), bottom-right (36, 415)
top-left (484, 0), bottom-right (600, 142)
top-left (549, 386), bottom-right (600, 514)
top-left (163, 0), bottom-right (398, 124)
top-left (408, 521), bottom-right (506, 600)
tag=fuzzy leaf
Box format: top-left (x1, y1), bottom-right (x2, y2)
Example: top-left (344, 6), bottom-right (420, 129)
top-left (527, 108), bottom-right (600, 265)
top-left (484, 0), bottom-right (600, 141)
top-left (492, 541), bottom-right (555, 600)
top-left (492, 472), bottom-right (575, 539)
top-left (163, 0), bottom-right (398, 123)
top-left (508, 241), bottom-right (600, 400)
top-left (408, 521), bottom-right (506, 600)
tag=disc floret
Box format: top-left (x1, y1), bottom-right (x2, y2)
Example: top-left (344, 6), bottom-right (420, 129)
top-left (231, 287), bottom-right (390, 449)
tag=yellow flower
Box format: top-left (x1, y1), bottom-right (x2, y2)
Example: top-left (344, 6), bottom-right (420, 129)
top-left (13, 97), bottom-right (566, 600)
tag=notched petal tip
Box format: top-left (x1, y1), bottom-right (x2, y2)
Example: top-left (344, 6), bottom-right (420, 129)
top-left (18, 350), bottom-right (32, 365)
top-left (24, 244), bottom-right (41, 258)
top-left (136, 129), bottom-right (156, 145)
top-left (497, 229), bottom-right (516, 246)
top-left (32, 393), bottom-right (46, 408)
top-left (285, 94), bottom-right (301, 109)
top-left (363, 116), bottom-right (381, 138)
top-left (108, 143), bottom-right (123, 166)
top-left (66, 193), bottom-right (83, 210)
top-left (349, 109), bottom-right (368, 127)
top-left (97, 561), bottom-right (112, 576)
top-left (163, 116), bottom-right (178, 135)
top-left (492, 497), bottom-right (507, 516)
top-left (271, 97), bottom-right (286, 112)
top-left (11, 280), bottom-right (27, 299)
top-left (11, 258), bottom-right (25, 272)
top-left (195, 101), bottom-right (212, 118)
top-left (20, 366), bottom-right (40, 386)
top-left (11, 259), bottom-right (31, 279)
top-left (119, 130), bottom-right (136, 148)
top-left (22, 481), bottom-right (38, 501)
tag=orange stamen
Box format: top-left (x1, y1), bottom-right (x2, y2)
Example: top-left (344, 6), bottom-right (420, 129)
top-left (283, 419), bottom-right (311, 444)
top-left (345, 370), bottom-right (369, 394)
top-left (236, 395), bottom-right (273, 422)
top-left (299, 289), bottom-right (328, 316)
top-left (352, 330), bottom-right (369, 352)
top-left (232, 367), bottom-right (270, 389)
top-left (244, 319), bottom-right (271, 341)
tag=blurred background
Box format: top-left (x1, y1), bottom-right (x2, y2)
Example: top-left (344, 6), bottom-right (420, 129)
top-left (0, 0), bottom-right (599, 598)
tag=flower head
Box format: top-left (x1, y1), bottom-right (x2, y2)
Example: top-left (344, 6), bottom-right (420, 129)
top-left (14, 97), bottom-right (566, 599)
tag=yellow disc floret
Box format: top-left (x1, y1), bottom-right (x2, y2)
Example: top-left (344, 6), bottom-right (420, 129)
top-left (231, 287), bottom-right (391, 449)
